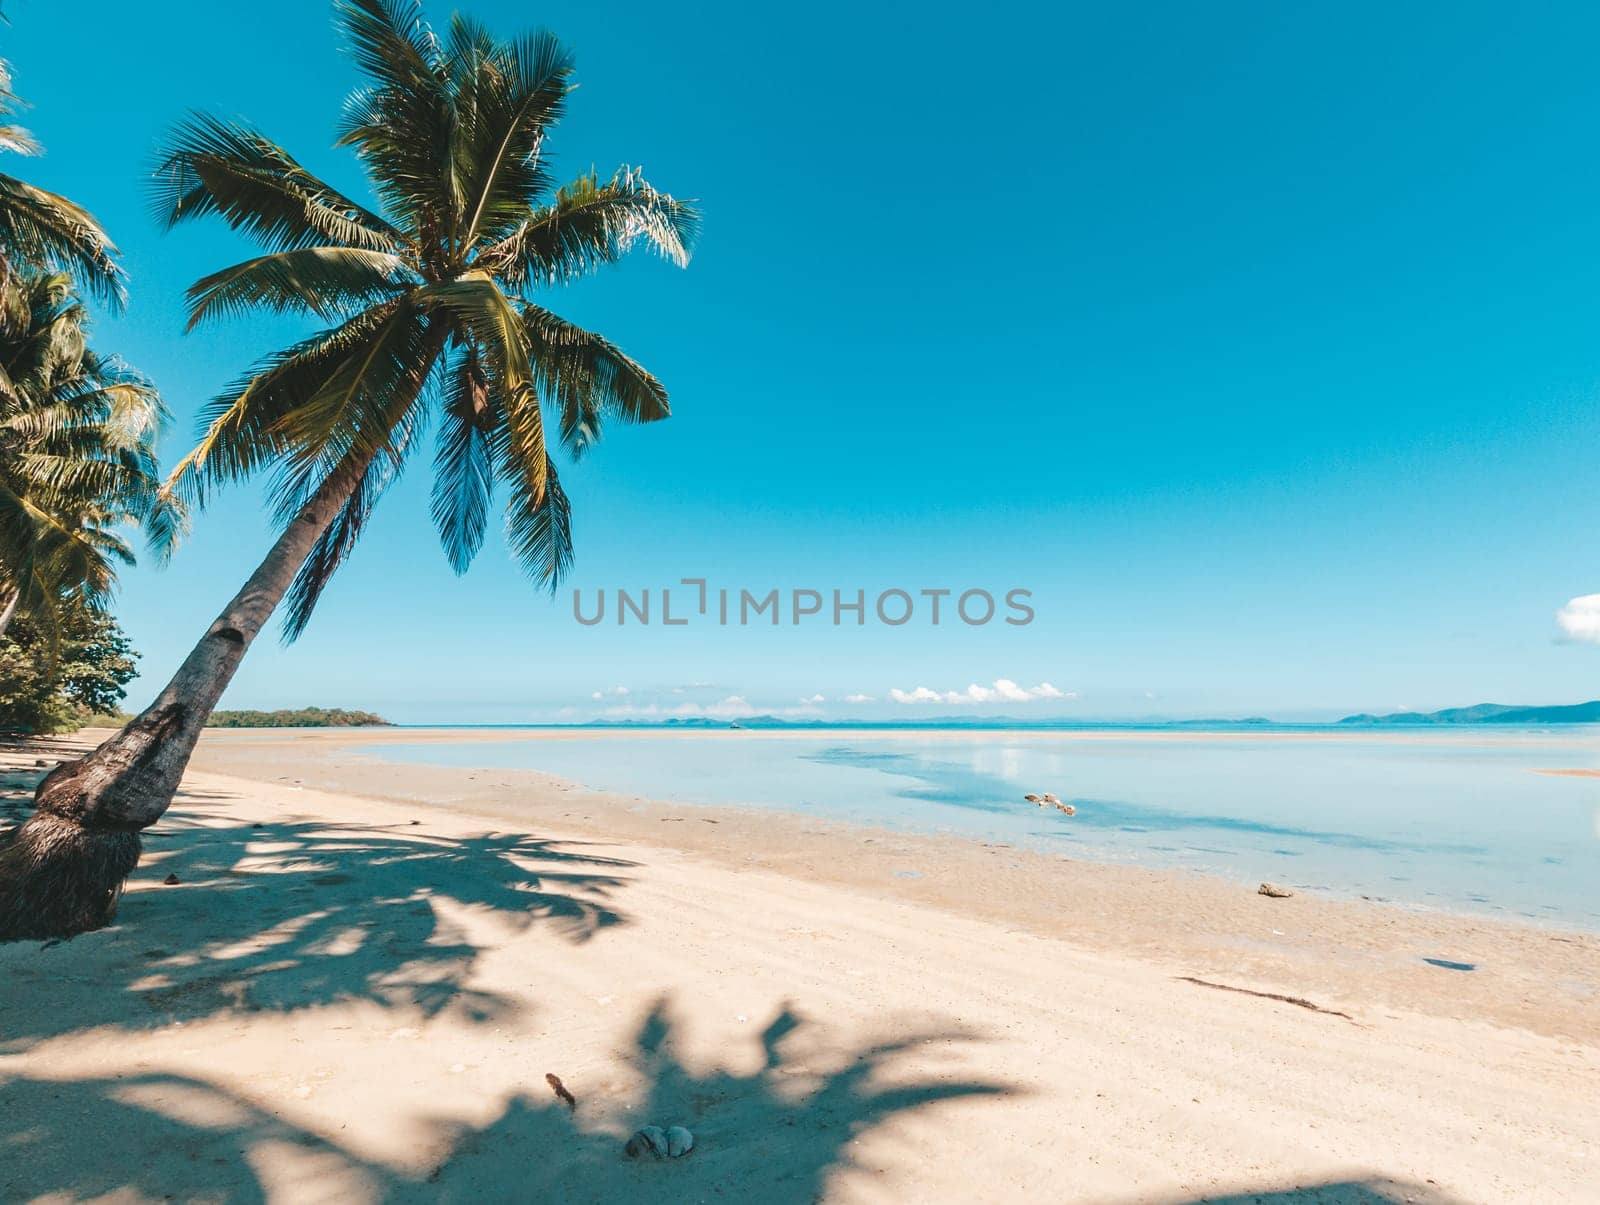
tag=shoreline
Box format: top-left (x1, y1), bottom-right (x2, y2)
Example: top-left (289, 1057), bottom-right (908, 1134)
top-left (188, 725), bottom-right (1600, 931)
top-left (182, 728), bottom-right (1600, 1042)
top-left (2, 732), bottom-right (1597, 1201)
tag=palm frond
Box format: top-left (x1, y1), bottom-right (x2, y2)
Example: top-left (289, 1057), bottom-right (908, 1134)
top-left (502, 444), bottom-right (571, 588)
top-left (337, 0), bottom-right (443, 92)
top-left (521, 303), bottom-right (669, 457)
top-left (453, 29), bottom-right (573, 246)
top-left (334, 0), bottom-right (456, 241)
top-left (184, 246), bottom-right (414, 330)
top-left (263, 300), bottom-right (444, 487)
top-left (430, 340), bottom-right (497, 573)
top-left (0, 174), bottom-right (125, 306)
top-left (420, 272), bottom-right (534, 396)
top-left (274, 315), bottom-right (448, 639)
top-left (151, 113), bottom-right (403, 253)
top-left (164, 302), bottom-right (405, 504)
top-left (279, 445), bottom-right (398, 642)
top-left (0, 58), bottom-right (38, 156)
top-left (0, 124), bottom-right (39, 157)
top-left (0, 265), bottom-right (174, 604)
top-left (478, 166), bottom-right (698, 288)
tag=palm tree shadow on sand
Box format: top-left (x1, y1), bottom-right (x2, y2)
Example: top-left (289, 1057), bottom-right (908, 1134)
top-left (403, 997), bottom-right (1012, 1203)
top-left (1153, 1184), bottom-right (1467, 1205)
top-left (1, 998), bottom-right (1013, 1203)
top-left (0, 754), bottom-right (1472, 1205)
top-left (0, 766), bottom-right (632, 1051)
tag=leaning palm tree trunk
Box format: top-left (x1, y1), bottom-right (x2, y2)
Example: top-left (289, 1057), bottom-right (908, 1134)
top-left (0, 461), bottom-right (364, 939)
top-left (0, 582), bottom-right (17, 640)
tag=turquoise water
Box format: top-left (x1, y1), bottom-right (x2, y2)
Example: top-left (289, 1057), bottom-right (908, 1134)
top-left (365, 729), bottom-right (1600, 929)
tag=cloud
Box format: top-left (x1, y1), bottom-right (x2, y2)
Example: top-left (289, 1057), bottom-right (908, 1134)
top-left (889, 679), bottom-right (1073, 705)
top-left (1557, 595), bottom-right (1600, 643)
top-left (889, 686), bottom-right (944, 704)
top-left (844, 693), bottom-right (876, 704)
top-left (591, 685), bottom-right (631, 700)
top-left (800, 693), bottom-right (826, 704)
top-left (600, 695), bottom-right (754, 719)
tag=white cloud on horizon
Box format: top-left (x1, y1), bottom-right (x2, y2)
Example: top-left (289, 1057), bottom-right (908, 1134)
top-left (844, 693), bottom-right (876, 704)
top-left (888, 679), bottom-right (1073, 705)
top-left (1557, 594), bottom-right (1600, 643)
top-left (600, 694), bottom-right (754, 719)
top-left (591, 685), bottom-right (631, 700)
top-left (801, 693), bottom-right (826, 704)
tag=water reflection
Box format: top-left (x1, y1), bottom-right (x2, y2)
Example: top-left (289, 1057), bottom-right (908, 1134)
top-left (368, 731), bottom-right (1600, 929)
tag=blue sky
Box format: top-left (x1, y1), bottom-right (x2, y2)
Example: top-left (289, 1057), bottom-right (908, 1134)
top-left (7, 0), bottom-right (1600, 722)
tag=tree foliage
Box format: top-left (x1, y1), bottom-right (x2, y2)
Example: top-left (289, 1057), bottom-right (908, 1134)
top-left (0, 270), bottom-right (182, 635)
top-left (0, 595), bottom-right (138, 732)
top-left (205, 706), bottom-right (391, 728)
top-left (156, 0), bottom-right (697, 641)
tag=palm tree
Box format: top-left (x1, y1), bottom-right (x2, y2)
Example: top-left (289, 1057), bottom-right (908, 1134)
top-left (0, 0), bottom-right (697, 939)
top-left (0, 270), bottom-right (181, 640)
top-left (0, 31), bottom-right (145, 639)
top-left (0, 58), bottom-right (123, 305)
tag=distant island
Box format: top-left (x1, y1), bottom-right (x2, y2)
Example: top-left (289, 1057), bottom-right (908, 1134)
top-left (1337, 701), bottom-right (1600, 725)
top-left (590, 714), bottom-right (1280, 729)
top-left (205, 707), bottom-right (392, 729)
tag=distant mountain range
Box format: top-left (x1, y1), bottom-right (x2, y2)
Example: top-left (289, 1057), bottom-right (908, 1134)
top-left (589, 715), bottom-right (1279, 729)
top-left (577, 704), bottom-right (1600, 729)
top-left (1336, 701), bottom-right (1600, 725)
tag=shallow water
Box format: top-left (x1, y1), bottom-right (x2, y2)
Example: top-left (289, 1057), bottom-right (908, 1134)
top-left (365, 729), bottom-right (1600, 929)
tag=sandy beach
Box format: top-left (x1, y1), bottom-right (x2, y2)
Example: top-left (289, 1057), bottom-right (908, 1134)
top-left (2, 729), bottom-right (1597, 1203)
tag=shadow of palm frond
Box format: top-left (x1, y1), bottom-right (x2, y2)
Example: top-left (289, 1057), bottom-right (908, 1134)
top-left (1147, 1181), bottom-right (1467, 1204)
top-left (1, 999), bottom-right (1012, 1204)
top-left (404, 996), bottom-right (1011, 1203)
top-left (0, 1070), bottom-right (386, 1203)
top-left (0, 776), bottom-right (634, 1050)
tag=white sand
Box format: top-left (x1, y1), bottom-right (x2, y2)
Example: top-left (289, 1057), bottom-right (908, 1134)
top-left (1, 732), bottom-right (1596, 1203)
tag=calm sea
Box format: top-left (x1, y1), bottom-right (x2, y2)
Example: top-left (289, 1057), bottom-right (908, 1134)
top-left (365, 727), bottom-right (1600, 929)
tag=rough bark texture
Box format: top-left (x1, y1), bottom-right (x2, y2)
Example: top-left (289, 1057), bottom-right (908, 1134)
top-left (0, 584), bottom-right (19, 641)
top-left (0, 465), bottom-right (364, 941)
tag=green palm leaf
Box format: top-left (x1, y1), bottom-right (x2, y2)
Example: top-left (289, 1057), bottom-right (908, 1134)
top-left (430, 342), bottom-right (497, 573)
top-left (0, 267), bottom-right (177, 631)
top-left (521, 304), bottom-right (669, 457)
top-left (481, 166), bottom-right (698, 288)
top-left (153, 113), bottom-right (403, 253)
top-left (185, 247), bottom-right (415, 330)
top-left (0, 175), bottom-right (124, 306)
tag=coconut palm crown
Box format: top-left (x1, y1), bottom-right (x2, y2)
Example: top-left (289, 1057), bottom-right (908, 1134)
top-left (155, 0), bottom-right (698, 638)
